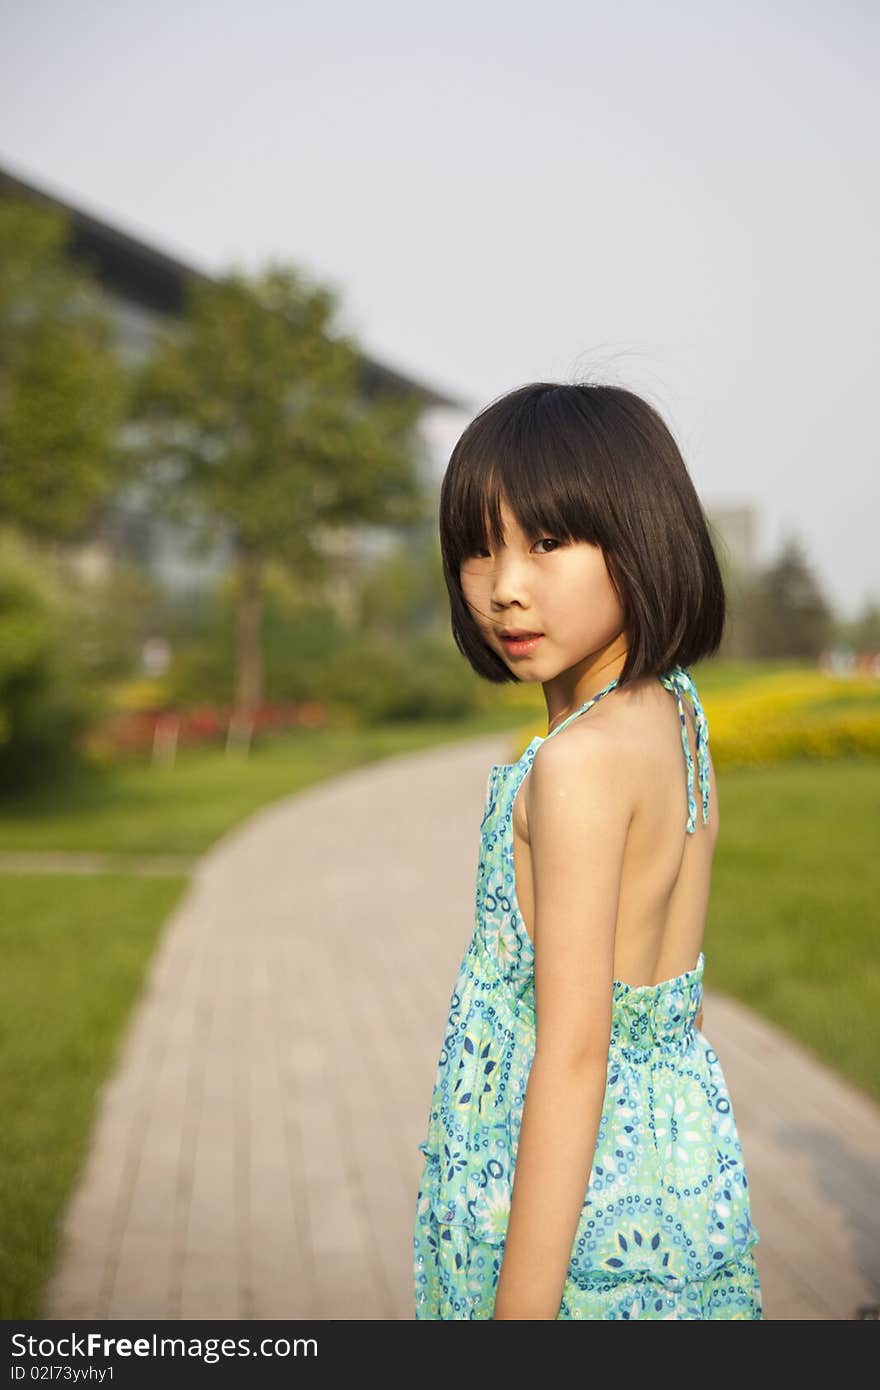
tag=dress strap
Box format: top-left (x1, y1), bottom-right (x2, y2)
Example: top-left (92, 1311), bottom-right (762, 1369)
top-left (543, 674), bottom-right (621, 743)
top-left (657, 666), bottom-right (711, 834)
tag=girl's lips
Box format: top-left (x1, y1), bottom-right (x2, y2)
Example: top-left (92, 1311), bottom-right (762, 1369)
top-left (500, 633), bottom-right (544, 655)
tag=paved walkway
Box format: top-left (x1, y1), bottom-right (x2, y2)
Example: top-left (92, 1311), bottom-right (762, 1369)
top-left (40, 735), bottom-right (880, 1320)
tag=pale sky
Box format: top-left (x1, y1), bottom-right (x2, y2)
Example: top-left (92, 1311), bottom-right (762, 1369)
top-left (1, 0), bottom-right (877, 619)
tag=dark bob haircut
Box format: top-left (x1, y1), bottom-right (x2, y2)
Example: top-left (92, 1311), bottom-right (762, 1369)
top-left (439, 381), bottom-right (726, 686)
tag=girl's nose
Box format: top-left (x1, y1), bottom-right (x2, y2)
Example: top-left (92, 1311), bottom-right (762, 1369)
top-left (490, 560), bottom-right (530, 606)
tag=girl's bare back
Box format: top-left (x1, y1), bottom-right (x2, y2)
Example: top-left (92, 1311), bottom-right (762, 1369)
top-left (512, 675), bottom-right (719, 989)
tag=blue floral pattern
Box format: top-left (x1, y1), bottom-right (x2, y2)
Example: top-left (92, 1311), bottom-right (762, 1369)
top-left (413, 666), bottom-right (763, 1319)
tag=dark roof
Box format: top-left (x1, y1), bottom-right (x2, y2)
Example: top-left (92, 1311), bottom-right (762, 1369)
top-left (0, 163), bottom-right (464, 410)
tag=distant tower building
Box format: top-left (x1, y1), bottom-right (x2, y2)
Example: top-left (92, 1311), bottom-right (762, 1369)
top-left (705, 503), bottom-right (758, 579)
top-left (703, 503), bottom-right (760, 659)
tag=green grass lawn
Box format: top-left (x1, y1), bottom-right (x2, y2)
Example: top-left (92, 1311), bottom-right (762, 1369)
top-left (708, 757), bottom-right (879, 1102)
top-left (0, 721), bottom-right (877, 1318)
top-left (0, 718), bottom-right (523, 855)
top-left (0, 872), bottom-right (187, 1319)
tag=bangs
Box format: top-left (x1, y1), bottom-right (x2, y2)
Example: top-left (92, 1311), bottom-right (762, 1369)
top-left (440, 384), bottom-right (605, 569)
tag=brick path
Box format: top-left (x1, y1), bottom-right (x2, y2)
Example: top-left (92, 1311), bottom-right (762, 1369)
top-left (39, 736), bottom-right (880, 1320)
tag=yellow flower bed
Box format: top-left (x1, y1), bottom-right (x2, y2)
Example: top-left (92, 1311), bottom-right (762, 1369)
top-left (109, 678), bottom-right (170, 713)
top-left (705, 670), bottom-right (880, 766)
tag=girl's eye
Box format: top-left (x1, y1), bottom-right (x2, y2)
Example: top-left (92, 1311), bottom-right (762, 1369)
top-left (463, 538), bottom-right (563, 561)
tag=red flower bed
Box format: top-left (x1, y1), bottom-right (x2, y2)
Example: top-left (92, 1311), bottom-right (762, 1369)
top-left (91, 700), bottom-right (328, 754)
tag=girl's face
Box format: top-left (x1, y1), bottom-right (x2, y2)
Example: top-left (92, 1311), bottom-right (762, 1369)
top-left (460, 496), bottom-right (628, 688)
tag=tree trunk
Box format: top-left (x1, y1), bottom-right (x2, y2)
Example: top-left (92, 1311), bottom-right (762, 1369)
top-left (227, 544), bottom-right (264, 755)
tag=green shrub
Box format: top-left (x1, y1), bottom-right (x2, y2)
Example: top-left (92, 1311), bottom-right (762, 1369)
top-left (318, 631), bottom-right (479, 724)
top-left (0, 534), bottom-right (104, 792)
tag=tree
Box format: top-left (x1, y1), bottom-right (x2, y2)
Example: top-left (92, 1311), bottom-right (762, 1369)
top-left (0, 196), bottom-right (129, 544)
top-left (126, 263), bottom-right (430, 746)
top-left (749, 534), bottom-right (834, 659)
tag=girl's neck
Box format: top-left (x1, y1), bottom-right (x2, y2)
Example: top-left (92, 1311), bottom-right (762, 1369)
top-left (544, 642), bottom-right (629, 734)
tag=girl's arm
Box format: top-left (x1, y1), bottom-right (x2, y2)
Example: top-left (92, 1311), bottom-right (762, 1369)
top-left (492, 728), bottom-right (634, 1321)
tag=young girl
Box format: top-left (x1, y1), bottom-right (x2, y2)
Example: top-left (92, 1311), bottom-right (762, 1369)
top-left (413, 381), bottom-right (763, 1320)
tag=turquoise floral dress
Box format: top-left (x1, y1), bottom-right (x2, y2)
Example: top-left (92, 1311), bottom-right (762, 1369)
top-left (413, 666), bottom-right (763, 1319)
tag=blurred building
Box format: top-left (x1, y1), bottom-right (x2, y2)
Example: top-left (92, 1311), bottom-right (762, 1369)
top-left (707, 503), bottom-right (758, 578)
top-left (0, 163), bottom-right (470, 616)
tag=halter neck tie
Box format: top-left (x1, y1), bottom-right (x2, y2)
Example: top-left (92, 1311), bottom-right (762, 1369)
top-left (657, 666), bottom-right (711, 834)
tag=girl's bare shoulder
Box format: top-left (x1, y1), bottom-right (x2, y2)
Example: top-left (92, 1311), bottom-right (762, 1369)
top-left (547, 673), bottom-right (714, 799)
